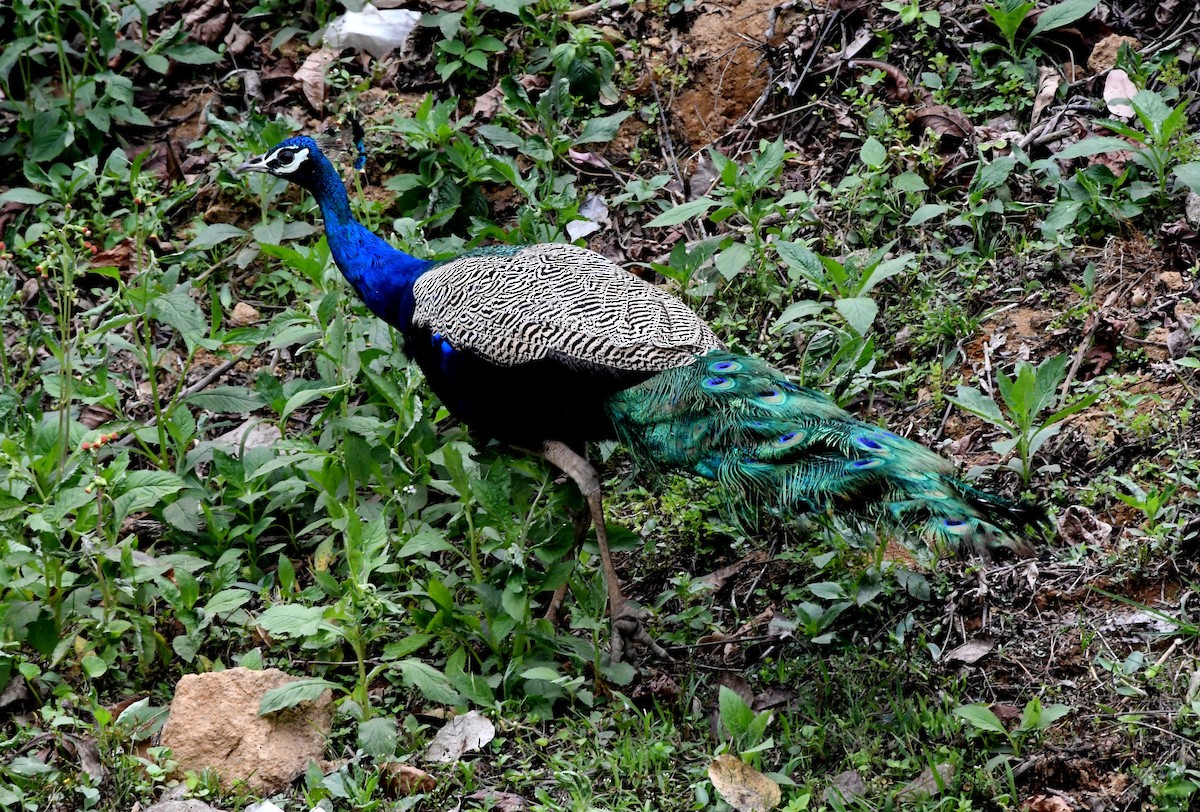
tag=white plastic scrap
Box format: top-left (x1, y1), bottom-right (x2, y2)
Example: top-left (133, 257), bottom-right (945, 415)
top-left (324, 4), bottom-right (421, 59)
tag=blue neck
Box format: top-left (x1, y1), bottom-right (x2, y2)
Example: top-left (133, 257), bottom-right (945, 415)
top-left (307, 155), bottom-right (431, 329)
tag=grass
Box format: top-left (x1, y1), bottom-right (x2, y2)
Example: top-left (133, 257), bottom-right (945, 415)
top-left (1, 0), bottom-right (1200, 809)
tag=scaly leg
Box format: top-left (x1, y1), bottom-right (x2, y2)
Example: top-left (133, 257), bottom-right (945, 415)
top-left (541, 439), bottom-right (670, 663)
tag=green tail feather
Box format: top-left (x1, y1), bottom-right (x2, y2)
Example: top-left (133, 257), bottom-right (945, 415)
top-left (606, 350), bottom-right (1046, 552)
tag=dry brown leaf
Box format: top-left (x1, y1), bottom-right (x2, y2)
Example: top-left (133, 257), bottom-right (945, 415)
top-left (467, 789), bottom-right (530, 810)
top-left (381, 762), bottom-right (436, 796)
top-left (184, 0), bottom-right (232, 45)
top-left (213, 420), bottom-right (282, 457)
top-left (708, 754), bottom-right (781, 812)
top-left (295, 49), bottom-right (337, 112)
top-left (825, 769), bottom-right (866, 804)
top-left (424, 710), bottom-right (495, 763)
top-left (943, 636), bottom-right (995, 665)
top-left (1024, 792), bottom-right (1074, 812)
top-left (895, 763), bottom-right (954, 803)
top-left (696, 549), bottom-right (769, 592)
top-left (849, 59), bottom-right (913, 103)
top-left (910, 104), bottom-right (972, 143)
top-left (1031, 66), bottom-right (1061, 124)
top-left (473, 84), bottom-right (505, 120)
top-left (1056, 505), bottom-right (1113, 546)
top-left (78, 403), bottom-right (115, 430)
top-left (1103, 69), bottom-right (1137, 118)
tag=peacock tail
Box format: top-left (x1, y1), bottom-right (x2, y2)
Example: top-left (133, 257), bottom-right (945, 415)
top-left (606, 349), bottom-right (1045, 552)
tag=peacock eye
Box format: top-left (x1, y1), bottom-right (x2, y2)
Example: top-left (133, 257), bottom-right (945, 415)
top-left (277, 149), bottom-right (296, 163)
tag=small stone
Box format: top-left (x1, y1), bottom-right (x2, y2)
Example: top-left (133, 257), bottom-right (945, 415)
top-left (1087, 35), bottom-right (1140, 74)
top-left (230, 301), bottom-right (261, 326)
top-left (1159, 272), bottom-right (1187, 292)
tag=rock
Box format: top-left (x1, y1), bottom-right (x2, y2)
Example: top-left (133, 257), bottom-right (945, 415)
top-left (1159, 272), bottom-right (1187, 292)
top-left (230, 301), bottom-right (261, 326)
top-left (160, 668), bottom-right (333, 794)
top-left (1087, 35), bottom-right (1140, 74)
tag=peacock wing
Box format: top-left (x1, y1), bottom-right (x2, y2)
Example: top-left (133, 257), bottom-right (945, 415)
top-left (411, 244), bottom-right (723, 372)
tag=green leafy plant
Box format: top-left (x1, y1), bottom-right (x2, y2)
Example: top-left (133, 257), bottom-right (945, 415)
top-left (1053, 88), bottom-right (1200, 199)
top-left (0, 0), bottom-right (221, 162)
top-left (954, 697), bottom-right (1071, 757)
top-left (948, 354), bottom-right (1099, 483)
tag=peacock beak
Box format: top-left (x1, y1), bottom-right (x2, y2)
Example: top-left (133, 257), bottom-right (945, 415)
top-left (235, 154), bottom-right (270, 174)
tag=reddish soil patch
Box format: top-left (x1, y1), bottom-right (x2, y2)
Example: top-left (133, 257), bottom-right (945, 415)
top-left (672, 0), bottom-right (782, 151)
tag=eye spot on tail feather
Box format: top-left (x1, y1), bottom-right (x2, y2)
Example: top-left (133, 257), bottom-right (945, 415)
top-left (703, 376), bottom-right (736, 391)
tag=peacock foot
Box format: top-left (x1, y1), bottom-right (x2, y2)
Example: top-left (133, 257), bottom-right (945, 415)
top-left (611, 599), bottom-right (673, 664)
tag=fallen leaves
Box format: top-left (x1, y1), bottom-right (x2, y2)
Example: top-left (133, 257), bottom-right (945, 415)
top-left (295, 49), bottom-right (337, 111)
top-left (424, 710), bottom-right (496, 763)
top-left (708, 754), bottom-right (781, 812)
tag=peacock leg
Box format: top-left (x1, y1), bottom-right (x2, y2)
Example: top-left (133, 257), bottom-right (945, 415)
top-left (541, 440), bottom-right (670, 663)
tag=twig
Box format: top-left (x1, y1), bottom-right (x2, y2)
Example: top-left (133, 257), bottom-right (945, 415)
top-left (1059, 312), bottom-right (1100, 408)
top-left (113, 354), bottom-right (245, 447)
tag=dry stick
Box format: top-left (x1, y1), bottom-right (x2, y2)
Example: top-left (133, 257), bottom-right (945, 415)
top-left (1058, 312), bottom-right (1101, 409)
top-left (113, 354), bottom-right (244, 448)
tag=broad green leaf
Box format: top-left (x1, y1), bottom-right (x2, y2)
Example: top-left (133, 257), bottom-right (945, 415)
top-left (1037, 703), bottom-right (1072, 727)
top-left (185, 385), bottom-right (266, 413)
top-left (396, 527), bottom-right (454, 558)
top-left (1028, 0), bottom-right (1100, 38)
top-left (358, 716), bottom-right (398, 758)
top-left (975, 157), bottom-right (1016, 191)
top-left (575, 111), bottom-right (632, 145)
top-left (771, 300), bottom-right (825, 331)
top-left (953, 704), bottom-right (1008, 734)
top-left (148, 285), bottom-right (206, 344)
top-left (776, 241), bottom-right (824, 282)
top-left (1130, 89), bottom-right (1173, 138)
top-left (256, 604), bottom-right (329, 638)
top-left (203, 588), bottom-right (252, 616)
top-left (189, 222), bottom-right (248, 250)
top-left (0, 187), bottom-right (51, 205)
top-left (81, 655), bottom-right (107, 678)
top-left (1172, 162), bottom-right (1200, 194)
top-left (259, 679), bottom-right (338, 715)
top-left (1054, 137), bottom-right (1137, 161)
top-left (859, 136), bottom-right (887, 169)
top-left (520, 666), bottom-right (561, 681)
top-left (947, 386), bottom-right (1007, 428)
top-left (645, 197), bottom-right (719, 228)
top-left (482, 0), bottom-right (530, 13)
top-left (395, 659), bottom-right (464, 705)
top-left (718, 686), bottom-right (755, 737)
top-left (893, 171), bottom-right (929, 192)
top-left (165, 43), bottom-right (222, 64)
top-left (113, 471), bottom-right (185, 524)
top-left (714, 242), bottom-right (752, 280)
top-left (834, 297), bottom-right (878, 335)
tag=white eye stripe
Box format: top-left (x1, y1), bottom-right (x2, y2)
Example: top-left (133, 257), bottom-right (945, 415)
top-left (271, 146), bottom-right (310, 175)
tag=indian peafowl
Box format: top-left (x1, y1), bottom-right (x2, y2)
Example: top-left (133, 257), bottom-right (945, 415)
top-left (236, 134), bottom-right (1045, 663)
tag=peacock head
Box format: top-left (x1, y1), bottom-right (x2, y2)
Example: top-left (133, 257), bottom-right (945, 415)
top-left (235, 135), bottom-right (331, 192)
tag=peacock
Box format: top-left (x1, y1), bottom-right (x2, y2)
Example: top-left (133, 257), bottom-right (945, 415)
top-left (235, 134), bottom-right (1045, 663)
